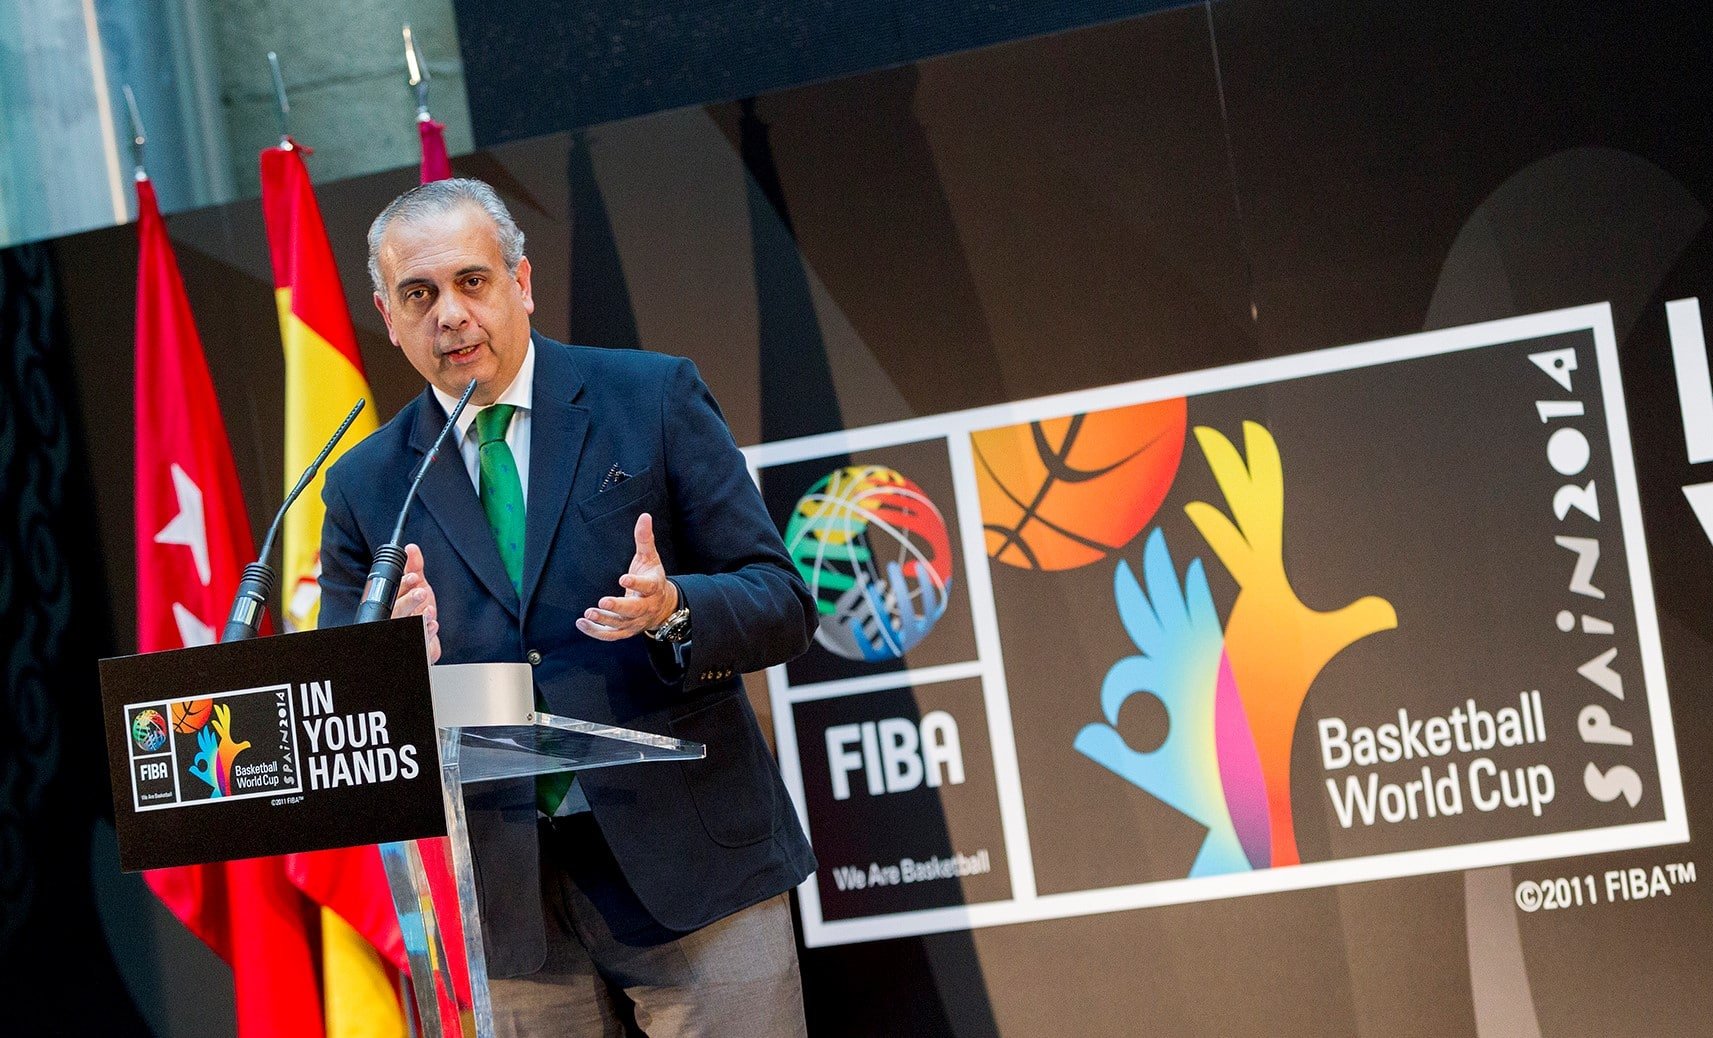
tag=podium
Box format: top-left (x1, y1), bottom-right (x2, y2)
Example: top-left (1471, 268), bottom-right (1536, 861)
top-left (100, 619), bottom-right (704, 1038)
top-left (391, 662), bottom-right (705, 1037)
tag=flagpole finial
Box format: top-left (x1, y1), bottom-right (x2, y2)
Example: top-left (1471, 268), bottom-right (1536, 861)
top-left (403, 24), bottom-right (432, 121)
top-left (267, 51), bottom-right (292, 147)
top-left (121, 84), bottom-right (147, 181)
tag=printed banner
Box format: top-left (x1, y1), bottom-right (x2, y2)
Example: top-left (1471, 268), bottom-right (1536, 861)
top-left (102, 618), bottom-right (445, 872)
top-left (749, 303), bottom-right (1686, 946)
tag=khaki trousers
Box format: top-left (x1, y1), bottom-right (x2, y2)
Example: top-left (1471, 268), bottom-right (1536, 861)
top-left (489, 815), bottom-right (808, 1038)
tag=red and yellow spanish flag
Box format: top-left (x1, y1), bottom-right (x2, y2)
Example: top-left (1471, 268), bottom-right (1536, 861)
top-left (260, 140), bottom-right (379, 633)
top-left (260, 140), bottom-right (404, 1038)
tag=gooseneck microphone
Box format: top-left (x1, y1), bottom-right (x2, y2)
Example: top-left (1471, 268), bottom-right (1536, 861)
top-left (221, 397), bottom-right (368, 643)
top-left (354, 377), bottom-right (478, 624)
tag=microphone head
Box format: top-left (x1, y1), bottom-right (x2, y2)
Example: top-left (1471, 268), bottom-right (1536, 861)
top-left (355, 543), bottom-right (409, 624)
top-left (220, 562), bottom-right (276, 643)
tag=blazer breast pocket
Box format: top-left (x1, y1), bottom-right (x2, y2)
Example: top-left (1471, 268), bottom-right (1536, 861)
top-left (577, 465), bottom-right (661, 523)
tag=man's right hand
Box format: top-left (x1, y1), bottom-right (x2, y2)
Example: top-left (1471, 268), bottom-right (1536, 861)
top-left (392, 542), bottom-right (442, 664)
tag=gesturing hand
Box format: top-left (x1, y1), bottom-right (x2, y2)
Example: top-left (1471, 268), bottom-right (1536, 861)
top-left (578, 512), bottom-right (678, 641)
top-left (391, 543), bottom-right (442, 664)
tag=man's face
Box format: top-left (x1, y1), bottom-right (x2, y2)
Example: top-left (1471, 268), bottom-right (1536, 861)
top-left (373, 202), bottom-right (535, 405)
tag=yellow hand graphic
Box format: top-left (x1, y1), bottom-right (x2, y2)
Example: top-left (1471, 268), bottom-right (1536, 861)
top-left (1185, 422), bottom-right (1396, 866)
top-left (209, 703), bottom-right (252, 793)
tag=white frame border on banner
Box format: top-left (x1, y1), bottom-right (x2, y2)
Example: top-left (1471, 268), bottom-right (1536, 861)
top-left (745, 302), bottom-right (1688, 948)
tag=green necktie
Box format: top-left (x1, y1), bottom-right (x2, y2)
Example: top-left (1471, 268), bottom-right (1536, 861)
top-left (475, 404), bottom-right (525, 592)
top-left (475, 405), bottom-right (574, 814)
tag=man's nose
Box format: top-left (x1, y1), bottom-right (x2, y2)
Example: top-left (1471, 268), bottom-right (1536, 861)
top-left (435, 292), bottom-right (470, 329)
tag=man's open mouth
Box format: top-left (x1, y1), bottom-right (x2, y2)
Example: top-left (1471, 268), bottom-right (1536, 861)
top-left (444, 343), bottom-right (481, 360)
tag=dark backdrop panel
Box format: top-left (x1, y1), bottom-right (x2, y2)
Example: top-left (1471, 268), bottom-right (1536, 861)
top-left (451, 0), bottom-right (1193, 146)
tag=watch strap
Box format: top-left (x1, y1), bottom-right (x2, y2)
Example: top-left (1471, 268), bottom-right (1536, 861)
top-left (647, 579), bottom-right (690, 641)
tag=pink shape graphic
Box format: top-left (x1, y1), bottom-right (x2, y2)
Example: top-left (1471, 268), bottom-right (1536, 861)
top-left (1213, 649), bottom-right (1271, 870)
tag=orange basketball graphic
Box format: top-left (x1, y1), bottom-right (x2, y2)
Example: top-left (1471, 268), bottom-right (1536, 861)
top-left (973, 398), bottom-right (1187, 570)
top-left (172, 698), bottom-right (214, 734)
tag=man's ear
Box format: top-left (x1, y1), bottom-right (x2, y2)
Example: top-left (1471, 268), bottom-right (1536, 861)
top-left (515, 256), bottom-right (536, 316)
top-left (373, 292), bottom-right (399, 347)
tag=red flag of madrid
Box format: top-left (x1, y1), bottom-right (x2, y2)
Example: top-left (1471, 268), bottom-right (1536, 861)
top-left (132, 175), bottom-right (327, 1038)
top-left (132, 176), bottom-right (257, 654)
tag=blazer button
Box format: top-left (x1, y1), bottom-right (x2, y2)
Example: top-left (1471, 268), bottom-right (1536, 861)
top-left (526, 650), bottom-right (543, 666)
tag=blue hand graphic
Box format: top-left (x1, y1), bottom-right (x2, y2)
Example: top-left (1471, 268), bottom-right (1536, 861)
top-left (1074, 528), bottom-right (1249, 876)
top-left (188, 726), bottom-right (221, 797)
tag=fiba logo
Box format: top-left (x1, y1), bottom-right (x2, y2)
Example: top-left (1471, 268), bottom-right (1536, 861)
top-left (786, 465), bottom-right (954, 662)
top-left (131, 709), bottom-right (169, 753)
top-left (127, 685), bottom-right (305, 810)
top-left (826, 712), bottom-right (965, 800)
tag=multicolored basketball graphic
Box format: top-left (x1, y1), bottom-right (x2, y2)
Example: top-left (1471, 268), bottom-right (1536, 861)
top-left (972, 398), bottom-right (1188, 571)
top-left (785, 465), bottom-right (954, 661)
top-left (131, 709), bottom-right (168, 753)
top-left (172, 698), bottom-right (214, 734)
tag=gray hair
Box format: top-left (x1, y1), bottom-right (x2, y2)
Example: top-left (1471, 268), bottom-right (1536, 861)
top-left (366, 177), bottom-right (526, 296)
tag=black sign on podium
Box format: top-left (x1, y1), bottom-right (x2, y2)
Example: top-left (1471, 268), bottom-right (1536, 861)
top-left (101, 617), bottom-right (446, 872)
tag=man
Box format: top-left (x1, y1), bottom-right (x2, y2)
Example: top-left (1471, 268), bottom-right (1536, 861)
top-left (318, 177), bottom-right (818, 1036)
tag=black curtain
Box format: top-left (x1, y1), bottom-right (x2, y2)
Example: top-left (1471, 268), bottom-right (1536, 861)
top-left (0, 243), bottom-right (143, 1033)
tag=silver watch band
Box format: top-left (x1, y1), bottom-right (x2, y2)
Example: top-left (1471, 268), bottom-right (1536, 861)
top-left (647, 579), bottom-right (690, 641)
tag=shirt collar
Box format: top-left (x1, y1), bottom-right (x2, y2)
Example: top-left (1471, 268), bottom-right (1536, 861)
top-left (433, 339), bottom-right (536, 442)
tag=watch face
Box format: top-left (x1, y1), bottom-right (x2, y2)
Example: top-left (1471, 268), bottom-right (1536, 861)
top-left (665, 610), bottom-right (690, 641)
top-left (653, 608), bottom-right (689, 642)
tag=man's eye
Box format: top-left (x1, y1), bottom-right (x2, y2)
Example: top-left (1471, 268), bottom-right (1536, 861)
top-left (406, 288), bottom-right (428, 302)
top-left (465, 277), bottom-right (484, 290)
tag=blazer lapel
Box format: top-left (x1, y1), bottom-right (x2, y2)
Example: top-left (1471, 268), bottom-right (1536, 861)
top-left (406, 389), bottom-right (521, 619)
top-left (521, 335), bottom-right (589, 610)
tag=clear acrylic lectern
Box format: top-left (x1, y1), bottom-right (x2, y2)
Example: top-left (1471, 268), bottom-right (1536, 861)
top-left (381, 663), bottom-right (705, 1037)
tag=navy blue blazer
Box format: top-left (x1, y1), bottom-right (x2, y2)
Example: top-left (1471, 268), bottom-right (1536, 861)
top-left (319, 334), bottom-right (817, 932)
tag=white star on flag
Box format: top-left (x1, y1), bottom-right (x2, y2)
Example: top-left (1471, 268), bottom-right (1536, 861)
top-left (154, 462), bottom-right (212, 586)
top-left (171, 602), bottom-right (216, 647)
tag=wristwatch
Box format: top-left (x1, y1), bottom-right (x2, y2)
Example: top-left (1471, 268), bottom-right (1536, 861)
top-left (646, 581), bottom-right (691, 644)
